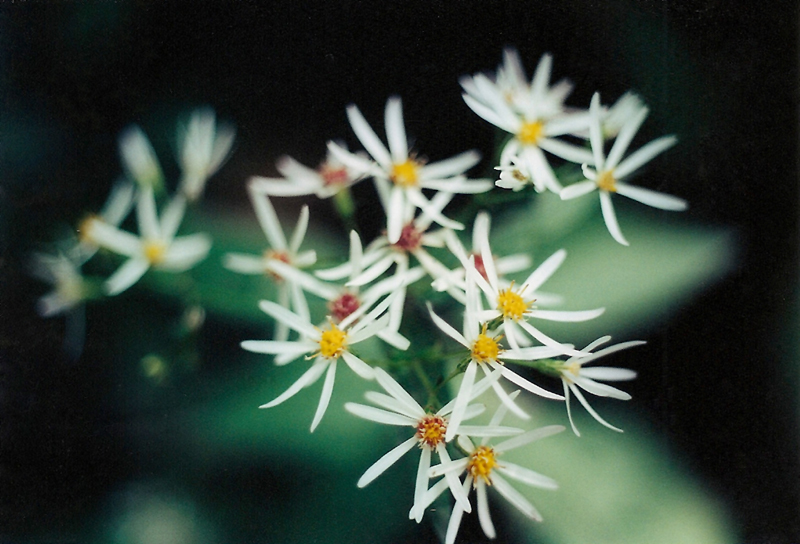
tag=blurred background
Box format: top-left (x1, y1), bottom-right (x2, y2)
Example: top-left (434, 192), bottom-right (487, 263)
top-left (0, 2), bottom-right (797, 543)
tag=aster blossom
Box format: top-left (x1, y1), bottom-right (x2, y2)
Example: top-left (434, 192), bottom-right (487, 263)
top-left (82, 187), bottom-right (211, 296)
top-left (426, 395), bottom-right (564, 544)
top-left (345, 367), bottom-right (521, 523)
top-left (241, 293), bottom-right (409, 432)
top-left (461, 52), bottom-right (593, 193)
top-left (223, 190), bottom-right (317, 341)
top-left (554, 335), bottom-right (643, 436)
top-left (249, 144), bottom-right (367, 199)
top-left (177, 107), bottom-right (236, 201)
top-left (328, 95), bottom-right (493, 243)
top-left (560, 92), bottom-right (687, 245)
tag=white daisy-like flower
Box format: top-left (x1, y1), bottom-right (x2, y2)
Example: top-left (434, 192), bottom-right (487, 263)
top-left (269, 230), bottom-right (424, 349)
top-left (73, 180), bottom-right (137, 264)
top-left (345, 367), bottom-right (520, 523)
top-left (426, 396), bottom-right (564, 544)
top-left (461, 53), bottom-right (593, 193)
top-left (560, 92), bottom-right (687, 246)
top-left (118, 125), bottom-right (164, 190)
top-left (83, 187), bottom-right (211, 296)
top-left (177, 107), bottom-right (236, 201)
top-left (328, 96), bottom-right (493, 243)
top-left (223, 190), bottom-right (317, 341)
top-left (427, 261), bottom-right (565, 441)
top-left (241, 293), bottom-right (409, 432)
top-left (316, 191), bottom-right (460, 304)
top-left (466, 243), bottom-right (604, 352)
top-left (29, 251), bottom-right (92, 318)
top-left (556, 335), bottom-right (643, 436)
top-left (248, 145), bottom-right (367, 199)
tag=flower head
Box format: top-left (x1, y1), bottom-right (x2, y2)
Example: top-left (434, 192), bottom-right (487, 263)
top-left (560, 92), bottom-right (687, 245)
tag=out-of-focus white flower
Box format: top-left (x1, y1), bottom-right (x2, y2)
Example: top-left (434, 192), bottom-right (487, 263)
top-left (249, 145), bottom-right (367, 199)
top-left (461, 53), bottom-right (592, 193)
top-left (73, 180), bottom-right (137, 263)
top-left (560, 93), bottom-right (687, 246)
top-left (345, 367), bottom-right (520, 522)
top-left (177, 107), bottom-right (236, 201)
top-left (84, 187), bottom-right (210, 295)
top-left (30, 251), bottom-right (92, 317)
top-left (328, 96), bottom-right (492, 243)
top-left (426, 397), bottom-right (564, 544)
top-left (241, 294), bottom-right (409, 432)
top-left (223, 190), bottom-right (317, 341)
top-left (602, 92), bottom-right (645, 139)
top-left (119, 125), bottom-right (164, 190)
top-left (557, 335), bottom-right (643, 435)
top-left (427, 263), bottom-right (565, 441)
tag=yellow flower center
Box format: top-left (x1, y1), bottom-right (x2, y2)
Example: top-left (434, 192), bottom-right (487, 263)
top-left (318, 322), bottom-right (348, 359)
top-left (416, 415), bottom-right (447, 449)
top-left (562, 361), bottom-right (582, 383)
top-left (143, 240), bottom-right (167, 264)
top-left (471, 327), bottom-right (502, 363)
top-left (596, 169), bottom-right (617, 192)
top-left (497, 285), bottom-right (530, 321)
top-left (518, 121), bottom-right (544, 145)
top-left (77, 215), bottom-right (100, 244)
top-left (467, 445), bottom-right (498, 485)
top-left (390, 159), bottom-right (420, 187)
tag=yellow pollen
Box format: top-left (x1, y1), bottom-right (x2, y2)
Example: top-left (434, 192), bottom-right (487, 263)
top-left (143, 240), bottom-right (167, 264)
top-left (77, 215), bottom-right (99, 244)
top-left (416, 415), bottom-right (447, 449)
top-left (596, 169), bottom-right (617, 192)
top-left (518, 121), bottom-right (544, 145)
top-left (317, 322), bottom-right (348, 359)
top-left (471, 327), bottom-right (501, 363)
top-left (497, 287), bottom-right (529, 321)
top-left (390, 159), bottom-right (419, 187)
top-left (467, 445), bottom-right (498, 485)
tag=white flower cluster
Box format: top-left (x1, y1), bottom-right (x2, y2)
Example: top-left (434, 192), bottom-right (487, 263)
top-left (31, 109), bottom-right (235, 322)
top-left (234, 49), bottom-right (678, 543)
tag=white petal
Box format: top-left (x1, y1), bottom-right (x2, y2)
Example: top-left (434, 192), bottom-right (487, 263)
top-left (498, 365), bottom-right (563, 400)
top-left (606, 105), bottom-right (649, 170)
top-left (491, 472), bottom-right (542, 521)
top-left (570, 384), bottom-right (624, 432)
top-left (384, 96), bottom-right (408, 164)
top-left (288, 205), bottom-right (310, 254)
top-left (247, 189), bottom-right (287, 250)
top-left (105, 258), bottom-right (150, 295)
top-left (497, 461), bottom-right (559, 490)
top-left (579, 366), bottom-right (637, 381)
top-left (426, 303), bottom-right (468, 347)
top-left (599, 190), bottom-right (629, 246)
top-left (615, 182), bottom-right (687, 211)
top-left (539, 137), bottom-right (594, 165)
top-left (341, 351), bottom-right (375, 380)
top-left (421, 150), bottom-right (481, 179)
top-left (346, 103), bottom-right (392, 169)
top-left (309, 360), bottom-right (337, 431)
top-left (160, 234), bottom-right (211, 271)
top-left (259, 360), bottom-right (328, 408)
top-left (560, 180), bottom-right (597, 200)
top-left (614, 135), bottom-right (677, 179)
top-left (160, 194), bottom-right (187, 241)
top-left (494, 425), bottom-right (565, 453)
top-left (476, 480), bottom-right (496, 539)
top-left (445, 360), bottom-right (477, 442)
top-left (588, 93), bottom-right (605, 170)
top-left (412, 447), bottom-right (431, 522)
top-left (258, 300), bottom-right (318, 338)
top-left (223, 253), bottom-right (266, 274)
top-left (527, 307), bottom-right (605, 322)
top-left (373, 368), bottom-right (425, 418)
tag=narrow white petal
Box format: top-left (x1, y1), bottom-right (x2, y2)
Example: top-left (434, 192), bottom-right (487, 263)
top-left (385, 96), bottom-right (408, 164)
top-left (498, 461), bottom-right (559, 490)
top-left (412, 447), bottom-right (431, 522)
top-left (346, 103), bottom-right (392, 169)
top-left (498, 365), bottom-right (563, 400)
top-left (259, 360), bottom-right (328, 408)
top-left (136, 187), bottom-right (160, 240)
top-left (491, 472), bottom-right (542, 521)
top-left (160, 194), bottom-right (187, 241)
top-left (444, 477), bottom-right (472, 544)
top-left (240, 339), bottom-right (313, 357)
top-left (341, 351), bottom-right (375, 380)
top-left (344, 403), bottom-right (416, 426)
top-left (527, 307), bottom-right (605, 322)
top-left (248, 176), bottom-right (317, 197)
top-left (411, 477), bottom-right (451, 523)
top-left (522, 248), bottom-right (566, 292)
top-left (517, 320), bottom-right (584, 357)
top-left (427, 304), bottom-right (469, 347)
top-left (437, 444), bottom-right (472, 514)
top-left (159, 234), bottom-right (211, 271)
top-left (288, 205), bottom-right (310, 254)
top-left (309, 361), bottom-right (337, 431)
top-left (462, 92), bottom-right (515, 132)
top-left (247, 189), bottom-right (287, 250)
top-left (560, 180), bottom-right (597, 200)
top-left (105, 258), bottom-right (150, 295)
top-left (572, 375), bottom-right (631, 400)
top-left (372, 367), bottom-right (425, 418)
top-left (223, 253), bottom-right (266, 274)
top-left (606, 104), bottom-right (649, 170)
top-left (364, 391), bottom-right (419, 419)
top-left (494, 425), bottom-right (565, 453)
top-left (326, 140), bottom-right (380, 176)
top-left (614, 135), bottom-right (677, 179)
top-left (570, 384), bottom-right (624, 432)
top-left (258, 300), bottom-right (318, 338)
top-left (523, 146), bottom-right (562, 193)
top-left (564, 381), bottom-right (581, 436)
top-left (445, 361), bottom-right (477, 441)
top-left (580, 366), bottom-right (637, 381)
top-left (588, 93), bottom-right (605, 170)
top-left (615, 182), bottom-right (688, 211)
top-left (539, 137), bottom-right (595, 165)
top-left (346, 253), bottom-right (396, 287)
top-left (421, 150), bottom-right (481, 179)
top-left (599, 190), bottom-right (629, 246)
top-left (476, 480), bottom-right (496, 539)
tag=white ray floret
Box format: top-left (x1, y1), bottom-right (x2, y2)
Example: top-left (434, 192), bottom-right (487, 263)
top-left (73, 180), bottom-right (136, 264)
top-left (249, 144), bottom-right (367, 199)
top-left (241, 291), bottom-right (409, 432)
top-left (223, 190), bottom-right (318, 341)
top-left (560, 92), bottom-right (687, 245)
top-left (118, 125), bottom-right (164, 190)
top-left (556, 335), bottom-right (643, 436)
top-left (177, 107), bottom-right (236, 201)
top-left (328, 96), bottom-right (492, 243)
top-left (345, 367), bottom-right (521, 523)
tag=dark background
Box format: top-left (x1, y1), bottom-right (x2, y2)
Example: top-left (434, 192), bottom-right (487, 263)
top-left (0, 2), bottom-right (797, 543)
